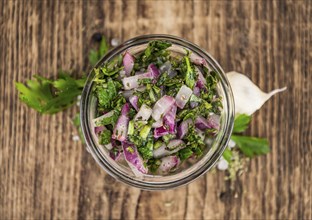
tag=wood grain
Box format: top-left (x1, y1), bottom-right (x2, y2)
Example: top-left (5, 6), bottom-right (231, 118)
top-left (0, 0), bottom-right (311, 219)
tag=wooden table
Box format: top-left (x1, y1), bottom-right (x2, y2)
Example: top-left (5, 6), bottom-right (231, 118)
top-left (1, 1), bottom-right (311, 219)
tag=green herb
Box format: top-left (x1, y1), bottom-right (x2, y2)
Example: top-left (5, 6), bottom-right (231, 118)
top-left (96, 111), bottom-right (119, 127)
top-left (231, 135), bottom-right (270, 157)
top-left (233, 114), bottom-right (252, 133)
top-left (89, 37), bottom-right (109, 67)
top-left (15, 72), bottom-right (86, 114)
top-left (139, 124), bottom-right (152, 140)
top-left (138, 138), bottom-right (154, 160)
top-left (177, 147), bottom-right (193, 161)
top-left (183, 125), bottom-right (205, 157)
top-left (222, 148), bottom-right (233, 163)
top-left (96, 78), bottom-right (122, 110)
top-left (127, 120), bottom-right (134, 135)
top-left (135, 40), bottom-right (172, 69)
top-left (147, 158), bottom-right (161, 173)
top-left (99, 129), bottom-right (112, 145)
top-left (183, 56), bottom-right (196, 89)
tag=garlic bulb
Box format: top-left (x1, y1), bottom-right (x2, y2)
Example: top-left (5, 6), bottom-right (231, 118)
top-left (226, 71), bottom-right (287, 115)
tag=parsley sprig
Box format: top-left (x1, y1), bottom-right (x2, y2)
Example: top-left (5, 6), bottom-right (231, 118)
top-left (222, 114), bottom-right (270, 179)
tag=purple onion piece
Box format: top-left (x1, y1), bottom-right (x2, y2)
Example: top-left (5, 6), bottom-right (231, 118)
top-left (160, 61), bottom-right (177, 78)
top-left (207, 114), bottom-right (220, 130)
top-left (175, 85), bottom-right (193, 109)
top-left (122, 90), bottom-right (134, 99)
top-left (153, 140), bottom-right (185, 158)
top-left (134, 104), bottom-right (152, 121)
top-left (122, 141), bottom-right (148, 175)
top-left (177, 119), bottom-right (192, 139)
top-left (123, 52), bottom-right (135, 76)
top-left (195, 116), bottom-right (211, 130)
top-left (94, 126), bottom-right (105, 135)
top-left (148, 63), bottom-right (161, 78)
top-left (112, 113), bottom-right (129, 142)
top-left (157, 155), bottom-right (180, 173)
top-left (163, 105), bottom-right (177, 134)
top-left (110, 150), bottom-right (122, 161)
top-left (121, 103), bottom-right (130, 116)
top-left (152, 119), bottom-right (163, 128)
top-left (129, 95), bottom-right (139, 111)
top-left (152, 95), bottom-right (175, 121)
top-left (167, 139), bottom-right (184, 150)
top-left (122, 72), bottom-right (153, 90)
top-left (190, 53), bottom-right (207, 66)
top-left (195, 115), bottom-right (220, 131)
top-left (195, 67), bottom-right (207, 88)
top-left (193, 86), bottom-right (200, 96)
top-left (190, 102), bottom-right (199, 109)
top-left (154, 126), bottom-right (169, 138)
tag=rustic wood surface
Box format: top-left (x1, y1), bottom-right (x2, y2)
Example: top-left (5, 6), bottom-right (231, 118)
top-left (0, 0), bottom-right (311, 219)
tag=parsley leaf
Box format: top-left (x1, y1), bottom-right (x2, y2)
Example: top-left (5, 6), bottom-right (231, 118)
top-left (231, 135), bottom-right (270, 157)
top-left (177, 147), bottom-right (193, 161)
top-left (15, 72), bottom-right (86, 114)
top-left (89, 37), bottom-right (109, 66)
top-left (99, 129), bottom-right (112, 145)
top-left (233, 114), bottom-right (252, 133)
top-left (222, 148), bottom-right (233, 163)
top-left (96, 78), bottom-right (122, 110)
top-left (183, 56), bottom-right (196, 89)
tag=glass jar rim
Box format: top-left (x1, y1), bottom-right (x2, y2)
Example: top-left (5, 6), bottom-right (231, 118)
top-left (80, 34), bottom-right (235, 190)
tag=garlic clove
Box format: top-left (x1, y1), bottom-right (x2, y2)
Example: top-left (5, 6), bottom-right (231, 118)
top-left (226, 71), bottom-right (287, 115)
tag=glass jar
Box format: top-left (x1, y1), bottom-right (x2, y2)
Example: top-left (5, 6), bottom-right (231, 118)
top-left (80, 34), bottom-right (234, 190)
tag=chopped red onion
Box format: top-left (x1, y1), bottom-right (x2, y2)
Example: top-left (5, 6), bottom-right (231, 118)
top-left (152, 119), bottom-right (163, 128)
top-left (112, 104), bottom-right (130, 142)
top-left (167, 139), bottom-right (184, 150)
top-left (154, 126), bottom-right (169, 138)
top-left (134, 104), bottom-right (152, 121)
top-left (123, 52), bottom-right (135, 76)
top-left (122, 72), bottom-right (153, 90)
top-left (121, 103), bottom-right (130, 115)
top-left (207, 114), bottom-right (220, 130)
top-left (94, 126), bottom-right (105, 135)
top-left (148, 63), bottom-right (161, 78)
top-left (177, 119), bottom-right (192, 139)
top-left (175, 85), bottom-right (193, 109)
top-left (109, 150), bottom-right (121, 161)
top-left (152, 95), bottom-right (175, 121)
top-left (158, 155), bottom-right (180, 173)
top-left (163, 104), bottom-right (177, 134)
top-left (129, 95), bottom-right (139, 111)
top-left (122, 90), bottom-right (134, 99)
top-left (153, 139), bottom-right (185, 158)
top-left (122, 141), bottom-right (148, 175)
top-left (190, 53), bottom-right (207, 66)
top-left (195, 114), bottom-right (220, 130)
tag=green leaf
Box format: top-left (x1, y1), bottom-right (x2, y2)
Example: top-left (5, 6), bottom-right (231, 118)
top-left (231, 135), bottom-right (270, 158)
top-left (96, 78), bottom-right (118, 109)
top-left (15, 73), bottom-right (86, 114)
top-left (89, 37), bottom-right (109, 66)
top-left (184, 56), bottom-right (196, 89)
top-left (138, 138), bottom-right (154, 160)
top-left (99, 129), bottom-right (112, 145)
top-left (177, 147), bottom-right (193, 161)
top-left (89, 49), bottom-right (99, 67)
top-left (233, 114), bottom-right (252, 133)
top-left (222, 148), bottom-right (233, 163)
